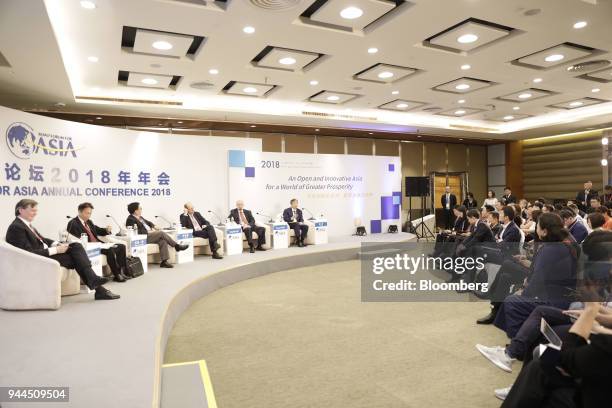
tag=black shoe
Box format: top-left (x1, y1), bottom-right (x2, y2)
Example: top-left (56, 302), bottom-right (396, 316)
top-left (297, 241), bottom-right (303, 247)
top-left (113, 273), bottom-right (127, 283)
top-left (160, 260), bottom-right (174, 268)
top-left (94, 286), bottom-right (120, 300)
top-left (476, 309), bottom-right (498, 325)
top-left (175, 243), bottom-right (189, 252)
top-left (249, 246), bottom-right (255, 253)
top-left (212, 242), bottom-right (221, 251)
top-left (301, 241), bottom-right (308, 247)
top-left (256, 246), bottom-right (266, 251)
top-left (212, 252), bottom-right (223, 259)
top-left (92, 276), bottom-right (109, 288)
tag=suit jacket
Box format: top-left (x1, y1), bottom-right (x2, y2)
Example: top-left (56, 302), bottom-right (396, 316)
top-left (283, 207), bottom-right (304, 223)
top-left (5, 217), bottom-right (55, 257)
top-left (501, 194), bottom-right (517, 205)
top-left (462, 220), bottom-right (495, 251)
top-left (462, 198), bottom-right (478, 209)
top-left (568, 219), bottom-right (588, 244)
top-left (125, 214), bottom-right (155, 235)
top-left (452, 216), bottom-right (469, 233)
top-left (576, 190), bottom-right (598, 206)
top-left (180, 212), bottom-right (210, 230)
top-left (490, 223), bottom-right (503, 238)
top-left (67, 217), bottom-right (109, 242)
top-left (228, 208), bottom-right (256, 226)
top-left (500, 221), bottom-right (521, 242)
top-left (441, 193), bottom-right (457, 210)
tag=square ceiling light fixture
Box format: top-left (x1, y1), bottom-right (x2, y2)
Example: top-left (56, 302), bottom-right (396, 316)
top-left (495, 88), bottom-right (557, 103)
top-left (118, 71), bottom-right (181, 89)
top-left (432, 77), bottom-right (496, 94)
top-left (222, 81), bottom-right (278, 97)
top-left (435, 107), bottom-right (485, 117)
top-left (547, 97), bottom-right (608, 110)
top-left (576, 66), bottom-right (612, 83)
top-left (298, 0), bottom-right (411, 34)
top-left (511, 42), bottom-right (598, 70)
top-left (423, 18), bottom-right (515, 54)
top-left (353, 63), bottom-right (419, 84)
top-left (251, 46), bottom-right (325, 72)
top-left (308, 90), bottom-right (360, 104)
top-left (378, 99), bottom-right (427, 111)
top-left (121, 26), bottom-right (205, 59)
top-left (485, 113), bottom-right (532, 122)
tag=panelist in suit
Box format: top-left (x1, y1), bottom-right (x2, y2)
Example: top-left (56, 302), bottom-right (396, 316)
top-left (67, 202), bottom-right (130, 282)
top-left (283, 199), bottom-right (308, 247)
top-left (126, 202), bottom-right (188, 269)
top-left (6, 199), bottom-right (119, 300)
top-left (441, 186), bottom-right (457, 230)
top-left (228, 200), bottom-right (266, 253)
top-left (179, 203), bottom-right (222, 259)
top-left (576, 181), bottom-right (598, 211)
top-left (500, 187), bottom-right (517, 205)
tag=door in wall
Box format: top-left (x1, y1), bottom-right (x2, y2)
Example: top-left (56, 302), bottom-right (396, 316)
top-left (432, 173), bottom-right (465, 228)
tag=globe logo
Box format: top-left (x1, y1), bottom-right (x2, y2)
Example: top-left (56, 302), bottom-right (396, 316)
top-left (6, 122), bottom-right (36, 159)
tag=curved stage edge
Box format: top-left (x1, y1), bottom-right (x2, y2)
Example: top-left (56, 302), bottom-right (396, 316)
top-left (0, 233), bottom-right (414, 408)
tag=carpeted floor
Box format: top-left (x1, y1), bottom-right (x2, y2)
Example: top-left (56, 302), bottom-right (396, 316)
top-left (165, 260), bottom-right (518, 408)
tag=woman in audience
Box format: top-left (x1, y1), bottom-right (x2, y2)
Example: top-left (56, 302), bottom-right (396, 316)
top-left (462, 192), bottom-right (478, 209)
top-left (521, 209), bottom-right (541, 242)
top-left (518, 199), bottom-right (529, 220)
top-left (542, 204), bottom-right (555, 213)
top-left (492, 213), bottom-right (578, 338)
top-left (482, 190), bottom-right (499, 209)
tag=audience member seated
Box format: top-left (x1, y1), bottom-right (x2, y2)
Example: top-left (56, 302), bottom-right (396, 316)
top-left (282, 199), bottom-right (308, 247)
top-left (6, 199), bottom-right (119, 300)
top-left (587, 196), bottom-right (601, 214)
top-left (431, 205), bottom-right (469, 258)
top-left (179, 202), bottom-right (222, 259)
top-left (126, 202), bottom-right (189, 268)
top-left (588, 212), bottom-right (606, 231)
top-left (67, 202), bottom-right (130, 282)
top-left (488, 211), bottom-right (503, 238)
top-left (601, 184), bottom-right (612, 204)
top-left (560, 207), bottom-right (589, 244)
top-left (462, 192), bottom-right (478, 209)
top-left (228, 200), bottom-right (267, 253)
top-left (482, 190), bottom-right (499, 209)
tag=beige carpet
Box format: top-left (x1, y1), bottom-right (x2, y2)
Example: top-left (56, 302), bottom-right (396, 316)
top-left (165, 260), bottom-right (518, 408)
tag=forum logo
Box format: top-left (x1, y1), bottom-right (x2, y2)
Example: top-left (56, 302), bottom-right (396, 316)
top-left (5, 122), bottom-right (79, 159)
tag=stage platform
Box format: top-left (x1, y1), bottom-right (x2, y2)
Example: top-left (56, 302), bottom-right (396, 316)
top-left (0, 232), bottom-right (415, 408)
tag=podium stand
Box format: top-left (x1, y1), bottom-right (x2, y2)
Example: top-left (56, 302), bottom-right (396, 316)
top-left (267, 221), bottom-right (289, 249)
top-left (219, 224), bottom-right (243, 255)
top-left (170, 228), bottom-right (194, 264)
top-left (80, 242), bottom-right (103, 294)
top-left (305, 219), bottom-right (328, 245)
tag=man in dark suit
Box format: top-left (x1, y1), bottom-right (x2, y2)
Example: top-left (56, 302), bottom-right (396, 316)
top-left (67, 202), bottom-right (130, 282)
top-left (487, 211), bottom-right (503, 238)
top-left (6, 199), bottom-right (119, 300)
top-left (560, 208), bottom-right (588, 244)
top-left (576, 181), bottom-right (598, 212)
top-left (126, 202), bottom-right (188, 269)
top-left (441, 186), bottom-right (457, 229)
top-left (498, 206), bottom-right (521, 244)
top-left (282, 198), bottom-right (308, 247)
top-left (460, 209), bottom-right (495, 255)
top-left (500, 187), bottom-right (517, 205)
top-left (179, 203), bottom-right (222, 259)
top-left (586, 196), bottom-right (601, 214)
top-left (228, 200), bottom-right (266, 253)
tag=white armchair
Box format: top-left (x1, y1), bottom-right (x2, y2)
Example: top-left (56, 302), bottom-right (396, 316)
top-left (193, 226), bottom-right (225, 256)
top-left (0, 241), bottom-right (80, 311)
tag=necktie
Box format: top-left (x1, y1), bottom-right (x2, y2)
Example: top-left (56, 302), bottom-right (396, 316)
top-left (30, 225), bottom-right (44, 242)
top-left (239, 210), bottom-right (248, 225)
top-left (83, 222), bottom-right (98, 242)
top-left (190, 214), bottom-right (202, 231)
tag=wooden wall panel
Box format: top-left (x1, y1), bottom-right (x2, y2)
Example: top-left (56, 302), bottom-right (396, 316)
top-left (468, 145), bottom-right (487, 204)
top-left (285, 134), bottom-right (314, 153)
top-left (447, 144), bottom-right (467, 172)
top-left (347, 138), bottom-right (373, 155)
top-left (318, 136), bottom-right (345, 154)
top-left (375, 140), bottom-right (399, 156)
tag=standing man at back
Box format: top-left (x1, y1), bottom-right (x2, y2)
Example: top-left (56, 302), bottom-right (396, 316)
top-left (441, 186), bottom-right (457, 230)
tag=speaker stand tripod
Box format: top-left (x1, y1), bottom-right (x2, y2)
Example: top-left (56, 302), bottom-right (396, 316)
top-left (408, 194), bottom-right (436, 242)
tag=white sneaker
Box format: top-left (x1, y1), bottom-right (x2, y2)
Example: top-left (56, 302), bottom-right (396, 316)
top-left (475, 344), bottom-right (514, 372)
top-left (494, 386), bottom-right (512, 400)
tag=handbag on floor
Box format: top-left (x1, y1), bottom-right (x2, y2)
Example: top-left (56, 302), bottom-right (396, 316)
top-left (125, 256), bottom-right (144, 278)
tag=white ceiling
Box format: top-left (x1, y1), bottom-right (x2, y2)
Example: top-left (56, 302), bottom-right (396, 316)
top-left (1, 0), bottom-right (612, 140)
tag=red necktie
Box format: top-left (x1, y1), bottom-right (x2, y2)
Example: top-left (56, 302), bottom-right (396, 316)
top-left (83, 222), bottom-right (98, 242)
top-left (30, 225), bottom-right (44, 242)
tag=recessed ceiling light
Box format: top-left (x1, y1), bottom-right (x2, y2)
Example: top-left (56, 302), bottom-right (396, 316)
top-left (460, 64), bottom-right (471, 70)
top-left (396, 103), bottom-right (409, 109)
top-left (459, 138), bottom-right (464, 141)
top-left (177, 121), bottom-right (183, 124)
top-left (458, 99), bottom-right (466, 104)
top-left (513, 106), bottom-right (520, 111)
top-left (457, 34), bottom-right (478, 44)
top-left (573, 21), bottom-right (587, 29)
top-left (367, 47), bottom-right (378, 54)
top-left (209, 69), bottom-right (219, 75)
top-left (378, 71), bottom-right (394, 79)
top-left (95, 116), bottom-right (102, 120)
top-left (545, 54), bottom-right (564, 62)
top-left (533, 78), bottom-right (543, 83)
top-left (250, 125), bottom-right (256, 128)
top-left (569, 101), bottom-right (583, 107)
top-left (601, 137), bottom-right (608, 145)
top-left (309, 80), bottom-right (319, 86)
top-left (368, 132), bottom-right (373, 135)
top-left (315, 129), bottom-right (320, 132)
top-left (601, 159), bottom-right (608, 166)
top-left (518, 93), bottom-right (532, 99)
top-left (80, 1), bottom-right (96, 9)
top-left (455, 110), bottom-right (466, 115)
top-left (141, 78), bottom-right (158, 85)
top-left (243, 26), bottom-right (255, 34)
top-left (327, 95), bottom-right (340, 101)
top-left (592, 88), bottom-right (600, 93)
top-left (152, 41), bottom-right (173, 50)
top-left (87, 56), bottom-right (98, 63)
top-left (243, 87), bottom-right (258, 93)
top-left (504, 115), bottom-right (514, 120)
top-left (340, 6), bottom-right (363, 19)
top-left (279, 57), bottom-right (296, 65)
top-left (455, 84), bottom-right (470, 90)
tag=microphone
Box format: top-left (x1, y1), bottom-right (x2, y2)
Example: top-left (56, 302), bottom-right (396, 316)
top-left (155, 215), bottom-right (173, 229)
top-left (302, 207), bottom-right (317, 221)
top-left (256, 212), bottom-right (274, 223)
top-left (106, 214), bottom-right (125, 235)
top-left (207, 210), bottom-right (225, 226)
